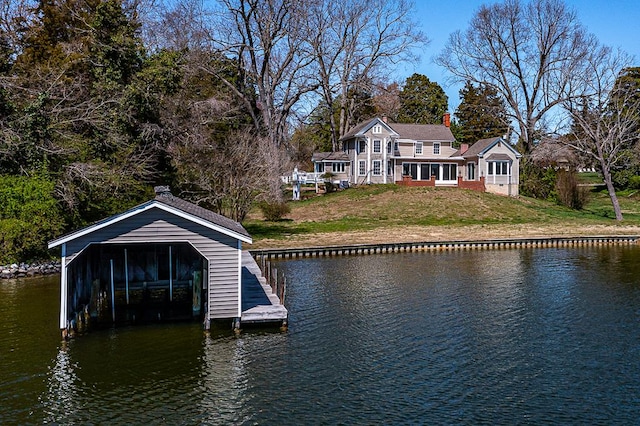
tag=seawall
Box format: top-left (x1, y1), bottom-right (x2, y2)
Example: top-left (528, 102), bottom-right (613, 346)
top-left (251, 236), bottom-right (640, 260)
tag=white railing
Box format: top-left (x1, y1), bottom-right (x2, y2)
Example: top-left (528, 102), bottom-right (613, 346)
top-left (281, 171), bottom-right (324, 184)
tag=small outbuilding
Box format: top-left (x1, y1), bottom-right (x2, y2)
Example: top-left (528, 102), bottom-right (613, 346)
top-left (48, 187), bottom-right (253, 336)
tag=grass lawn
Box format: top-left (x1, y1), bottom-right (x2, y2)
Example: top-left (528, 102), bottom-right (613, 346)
top-left (243, 184), bottom-right (640, 249)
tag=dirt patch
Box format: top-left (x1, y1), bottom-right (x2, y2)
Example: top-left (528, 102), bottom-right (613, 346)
top-left (249, 223), bottom-right (640, 249)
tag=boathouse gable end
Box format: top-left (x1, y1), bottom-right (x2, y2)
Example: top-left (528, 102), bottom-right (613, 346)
top-left (62, 208), bottom-right (241, 320)
top-left (49, 197), bottom-right (251, 333)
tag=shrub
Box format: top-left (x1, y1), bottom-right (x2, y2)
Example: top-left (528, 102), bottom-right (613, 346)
top-left (556, 169), bottom-right (589, 210)
top-left (0, 174), bottom-right (65, 263)
top-left (259, 201), bottom-right (291, 221)
top-left (520, 158), bottom-right (557, 200)
top-left (322, 172), bottom-right (337, 193)
top-left (629, 175), bottom-right (640, 190)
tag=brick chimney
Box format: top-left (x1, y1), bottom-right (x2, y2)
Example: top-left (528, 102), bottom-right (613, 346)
top-left (460, 143), bottom-right (469, 154)
top-left (381, 115), bottom-right (388, 123)
top-left (443, 112), bottom-right (451, 127)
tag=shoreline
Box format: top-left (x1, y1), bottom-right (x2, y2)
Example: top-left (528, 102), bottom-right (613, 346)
top-left (0, 260), bottom-right (61, 280)
top-left (247, 223), bottom-right (640, 250)
top-left (4, 224), bottom-right (640, 279)
top-left (251, 235), bottom-right (640, 259)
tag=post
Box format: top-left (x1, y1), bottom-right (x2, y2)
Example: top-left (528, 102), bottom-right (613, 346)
top-left (273, 267), bottom-right (278, 294)
top-left (124, 248), bottom-right (129, 305)
top-left (59, 243), bottom-right (68, 332)
top-left (282, 276), bottom-right (287, 306)
top-left (292, 167), bottom-right (301, 201)
top-left (110, 259), bottom-right (115, 322)
top-left (169, 245), bottom-right (173, 302)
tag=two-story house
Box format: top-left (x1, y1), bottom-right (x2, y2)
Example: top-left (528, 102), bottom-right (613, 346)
top-left (312, 115), bottom-right (521, 196)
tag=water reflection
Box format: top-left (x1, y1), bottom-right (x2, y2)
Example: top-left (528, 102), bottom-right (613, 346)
top-left (41, 344), bottom-right (80, 423)
top-left (197, 336), bottom-right (250, 423)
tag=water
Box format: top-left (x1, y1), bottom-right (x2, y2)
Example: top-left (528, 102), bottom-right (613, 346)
top-left (1, 246), bottom-right (640, 424)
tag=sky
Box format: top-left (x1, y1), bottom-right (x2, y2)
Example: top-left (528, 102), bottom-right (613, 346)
top-left (405, 0), bottom-right (640, 113)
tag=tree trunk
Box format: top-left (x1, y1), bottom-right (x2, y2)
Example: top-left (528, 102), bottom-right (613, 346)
top-left (601, 161), bottom-right (624, 221)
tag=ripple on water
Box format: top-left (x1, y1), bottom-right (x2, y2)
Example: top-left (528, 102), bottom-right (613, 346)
top-left (2, 247), bottom-right (640, 424)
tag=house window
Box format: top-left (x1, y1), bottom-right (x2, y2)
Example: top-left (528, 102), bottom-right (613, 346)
top-left (373, 140), bottom-right (382, 153)
top-left (467, 162), bottom-right (475, 180)
top-left (433, 143), bottom-right (440, 155)
top-left (358, 140), bottom-right (366, 154)
top-left (315, 162), bottom-right (325, 173)
top-left (394, 142), bottom-right (399, 152)
top-left (415, 142), bottom-right (423, 155)
top-left (402, 162), bottom-right (418, 180)
top-left (420, 164), bottom-right (430, 181)
top-left (430, 164), bottom-right (439, 180)
top-left (488, 161), bottom-right (510, 175)
top-left (387, 160), bottom-right (393, 176)
top-left (333, 162), bottom-right (345, 173)
top-left (372, 124), bottom-right (382, 134)
top-left (442, 163), bottom-right (457, 180)
top-left (373, 160), bottom-right (382, 176)
top-left (387, 141), bottom-right (392, 154)
top-left (358, 160), bottom-right (366, 176)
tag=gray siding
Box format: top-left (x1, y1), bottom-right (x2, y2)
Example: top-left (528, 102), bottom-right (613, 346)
top-left (64, 207), bottom-right (241, 319)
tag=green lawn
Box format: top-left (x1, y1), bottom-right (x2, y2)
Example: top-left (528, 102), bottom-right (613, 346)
top-left (244, 184), bottom-right (640, 243)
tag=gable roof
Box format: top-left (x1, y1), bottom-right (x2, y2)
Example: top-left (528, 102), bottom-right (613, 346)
top-left (340, 117), bottom-right (455, 142)
top-left (459, 137), bottom-right (522, 159)
top-left (48, 191), bottom-right (252, 249)
top-left (340, 117), bottom-right (399, 140)
top-left (311, 151), bottom-right (350, 162)
top-left (389, 123), bottom-right (455, 142)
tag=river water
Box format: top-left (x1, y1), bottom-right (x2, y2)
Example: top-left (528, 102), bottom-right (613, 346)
top-left (1, 246), bottom-right (639, 424)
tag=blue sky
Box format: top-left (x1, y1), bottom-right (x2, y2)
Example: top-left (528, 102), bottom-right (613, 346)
top-left (406, 0), bottom-right (640, 112)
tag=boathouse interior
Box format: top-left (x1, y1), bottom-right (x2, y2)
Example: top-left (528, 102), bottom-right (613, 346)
top-left (66, 242), bottom-right (206, 327)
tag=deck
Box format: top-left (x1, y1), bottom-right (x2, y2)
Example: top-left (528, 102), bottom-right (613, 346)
top-left (241, 251), bottom-right (288, 325)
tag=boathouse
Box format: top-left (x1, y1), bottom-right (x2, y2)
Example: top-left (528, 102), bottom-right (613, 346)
top-left (48, 187), bottom-right (255, 335)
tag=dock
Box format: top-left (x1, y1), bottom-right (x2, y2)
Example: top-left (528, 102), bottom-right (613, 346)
top-left (241, 251), bottom-right (288, 326)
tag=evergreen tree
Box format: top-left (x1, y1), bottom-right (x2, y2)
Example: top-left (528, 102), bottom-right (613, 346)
top-left (397, 73), bottom-right (448, 124)
top-left (454, 81), bottom-right (510, 145)
top-left (5, 0), bottom-right (175, 225)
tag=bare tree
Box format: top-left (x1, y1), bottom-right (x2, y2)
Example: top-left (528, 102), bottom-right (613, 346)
top-left (373, 81), bottom-right (401, 122)
top-left (435, 0), bottom-right (598, 154)
top-left (306, 0), bottom-right (426, 151)
top-left (563, 49), bottom-right (639, 221)
top-left (168, 125), bottom-right (289, 222)
top-left (203, 0), bottom-right (319, 149)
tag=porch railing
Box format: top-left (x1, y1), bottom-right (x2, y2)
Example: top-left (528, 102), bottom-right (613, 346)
top-left (281, 171), bottom-right (324, 184)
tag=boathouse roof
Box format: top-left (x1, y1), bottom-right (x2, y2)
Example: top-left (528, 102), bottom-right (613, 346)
top-left (48, 187), bottom-right (252, 249)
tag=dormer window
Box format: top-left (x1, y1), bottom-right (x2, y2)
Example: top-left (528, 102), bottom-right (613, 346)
top-left (372, 124), bottom-right (382, 134)
top-left (433, 143), bottom-right (440, 155)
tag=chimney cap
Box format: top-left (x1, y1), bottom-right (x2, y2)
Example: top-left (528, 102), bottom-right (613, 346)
top-left (154, 185), bottom-right (171, 196)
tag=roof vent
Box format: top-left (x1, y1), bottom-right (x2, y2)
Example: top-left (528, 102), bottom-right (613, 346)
top-left (154, 185), bottom-right (172, 196)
